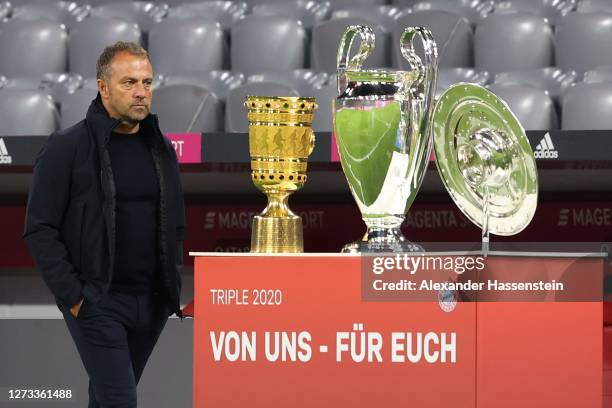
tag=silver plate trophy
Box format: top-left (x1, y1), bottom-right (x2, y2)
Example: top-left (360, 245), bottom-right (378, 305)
top-left (334, 25), bottom-right (538, 253)
top-left (334, 25), bottom-right (438, 253)
top-left (433, 83), bottom-right (538, 254)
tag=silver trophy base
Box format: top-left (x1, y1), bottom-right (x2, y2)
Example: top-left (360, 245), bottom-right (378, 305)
top-left (341, 227), bottom-right (424, 253)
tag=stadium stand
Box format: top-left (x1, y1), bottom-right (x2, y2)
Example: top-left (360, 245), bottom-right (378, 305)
top-left (9, 1), bottom-right (89, 30)
top-left (330, 5), bottom-right (401, 28)
top-left (0, 19), bottom-right (68, 77)
top-left (487, 82), bottom-right (559, 130)
top-left (411, 0), bottom-right (494, 25)
top-left (165, 1), bottom-right (248, 32)
top-left (252, 0), bottom-right (331, 30)
top-left (246, 69), bottom-right (328, 96)
top-left (555, 11), bottom-right (612, 75)
top-left (475, 11), bottom-right (554, 76)
top-left (0, 89), bottom-right (59, 135)
top-left (148, 18), bottom-right (228, 75)
top-left (231, 14), bottom-right (307, 76)
top-left (151, 83), bottom-right (223, 132)
top-left (163, 70), bottom-right (245, 101)
top-left (491, 0), bottom-right (575, 24)
top-left (562, 81), bottom-right (612, 130)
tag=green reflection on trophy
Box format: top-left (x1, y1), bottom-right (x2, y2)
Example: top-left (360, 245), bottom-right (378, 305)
top-left (246, 96), bottom-right (317, 253)
top-left (333, 25), bottom-right (439, 253)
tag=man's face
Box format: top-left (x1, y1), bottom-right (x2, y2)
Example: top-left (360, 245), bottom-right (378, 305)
top-left (98, 52), bottom-right (153, 125)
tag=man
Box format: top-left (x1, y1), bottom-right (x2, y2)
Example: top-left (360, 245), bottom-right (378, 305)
top-left (24, 42), bottom-right (185, 407)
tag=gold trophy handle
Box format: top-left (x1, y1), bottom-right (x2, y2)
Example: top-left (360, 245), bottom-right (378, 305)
top-left (400, 27), bottom-right (438, 110)
top-left (336, 25), bottom-right (375, 95)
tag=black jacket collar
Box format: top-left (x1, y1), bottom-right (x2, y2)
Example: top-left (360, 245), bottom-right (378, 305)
top-left (85, 93), bottom-right (162, 148)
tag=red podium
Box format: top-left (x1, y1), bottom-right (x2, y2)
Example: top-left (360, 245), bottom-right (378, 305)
top-left (191, 253), bottom-right (604, 408)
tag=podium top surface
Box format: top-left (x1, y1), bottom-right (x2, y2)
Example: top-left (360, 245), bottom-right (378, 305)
top-left (189, 251), bottom-right (608, 258)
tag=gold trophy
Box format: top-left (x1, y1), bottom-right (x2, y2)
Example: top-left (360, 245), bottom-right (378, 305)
top-left (246, 96), bottom-right (317, 253)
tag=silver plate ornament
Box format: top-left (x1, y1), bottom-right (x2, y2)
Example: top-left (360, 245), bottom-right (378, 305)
top-left (433, 83), bottom-right (538, 236)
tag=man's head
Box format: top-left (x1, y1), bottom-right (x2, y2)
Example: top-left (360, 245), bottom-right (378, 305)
top-left (96, 42), bottom-right (153, 131)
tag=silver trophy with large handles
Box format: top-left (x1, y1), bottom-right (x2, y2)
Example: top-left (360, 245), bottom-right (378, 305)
top-left (334, 25), bottom-right (538, 253)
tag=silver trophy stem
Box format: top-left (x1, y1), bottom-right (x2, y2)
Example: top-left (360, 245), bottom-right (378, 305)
top-left (482, 184), bottom-right (490, 257)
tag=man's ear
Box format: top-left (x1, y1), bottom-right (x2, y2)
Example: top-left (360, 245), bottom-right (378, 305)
top-left (98, 78), bottom-right (109, 99)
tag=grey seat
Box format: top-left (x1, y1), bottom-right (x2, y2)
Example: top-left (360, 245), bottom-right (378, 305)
top-left (562, 81), bottom-right (612, 130)
top-left (0, 2), bottom-right (11, 20)
top-left (492, 0), bottom-right (575, 25)
top-left (312, 17), bottom-right (389, 73)
top-left (247, 69), bottom-right (328, 96)
top-left (412, 0), bottom-right (494, 25)
top-left (69, 17), bottom-right (142, 78)
top-left (225, 82), bottom-right (298, 132)
top-left (91, 2), bottom-right (168, 33)
top-left (163, 70), bottom-right (245, 101)
top-left (328, 0), bottom-right (388, 11)
top-left (59, 79), bottom-right (98, 129)
top-left (231, 15), bottom-right (307, 77)
top-left (493, 67), bottom-right (576, 101)
top-left (575, 0), bottom-right (611, 13)
top-left (583, 66), bottom-right (612, 84)
top-left (151, 84), bottom-right (223, 132)
top-left (331, 5), bottom-right (401, 29)
top-left (252, 0), bottom-right (331, 29)
top-left (311, 79), bottom-right (336, 132)
top-left (475, 12), bottom-right (553, 76)
top-left (487, 82), bottom-right (558, 130)
top-left (166, 1), bottom-right (248, 32)
top-left (0, 19), bottom-right (67, 77)
top-left (149, 18), bottom-right (227, 76)
top-left (10, 1), bottom-right (89, 30)
top-left (393, 10), bottom-right (473, 68)
top-left (0, 90), bottom-right (59, 135)
top-left (0, 73), bottom-right (81, 103)
top-left (556, 12), bottom-right (612, 75)
top-left (436, 67), bottom-right (490, 97)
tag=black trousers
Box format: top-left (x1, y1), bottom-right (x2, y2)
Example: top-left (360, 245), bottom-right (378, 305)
top-left (60, 291), bottom-right (168, 408)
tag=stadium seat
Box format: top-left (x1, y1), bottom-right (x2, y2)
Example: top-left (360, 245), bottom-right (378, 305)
top-left (163, 70), bottom-right (245, 101)
top-left (393, 10), bottom-right (472, 68)
top-left (166, 1), bottom-right (248, 32)
top-left (247, 69), bottom-right (328, 97)
top-left (231, 15), bottom-right (307, 77)
top-left (562, 81), bottom-right (612, 130)
top-left (312, 17), bottom-right (389, 73)
top-left (331, 5), bottom-right (401, 29)
top-left (488, 82), bottom-right (558, 130)
top-left (412, 0), bottom-right (494, 25)
top-left (556, 12), bottom-right (612, 75)
top-left (10, 1), bottom-right (89, 31)
top-left (493, 67), bottom-right (576, 102)
top-left (583, 66), bottom-right (612, 84)
top-left (69, 17), bottom-right (142, 78)
top-left (328, 0), bottom-right (388, 11)
top-left (149, 18), bottom-right (227, 76)
top-left (225, 82), bottom-right (298, 132)
top-left (311, 79), bottom-right (336, 132)
top-left (59, 80), bottom-right (98, 129)
top-left (91, 2), bottom-right (168, 33)
top-left (152, 84), bottom-right (223, 132)
top-left (0, 2), bottom-right (11, 20)
top-left (0, 19), bottom-right (67, 77)
top-left (0, 89), bottom-right (59, 135)
top-left (491, 0), bottom-right (575, 25)
top-left (436, 67), bottom-right (490, 96)
top-left (475, 12), bottom-right (553, 76)
top-left (252, 0), bottom-right (331, 30)
top-left (576, 0), bottom-right (612, 13)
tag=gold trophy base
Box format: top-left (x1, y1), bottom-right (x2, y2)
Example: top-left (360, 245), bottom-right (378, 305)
top-left (251, 215), bottom-right (304, 253)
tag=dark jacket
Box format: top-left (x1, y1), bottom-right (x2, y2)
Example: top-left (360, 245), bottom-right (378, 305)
top-left (24, 94), bottom-right (185, 316)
